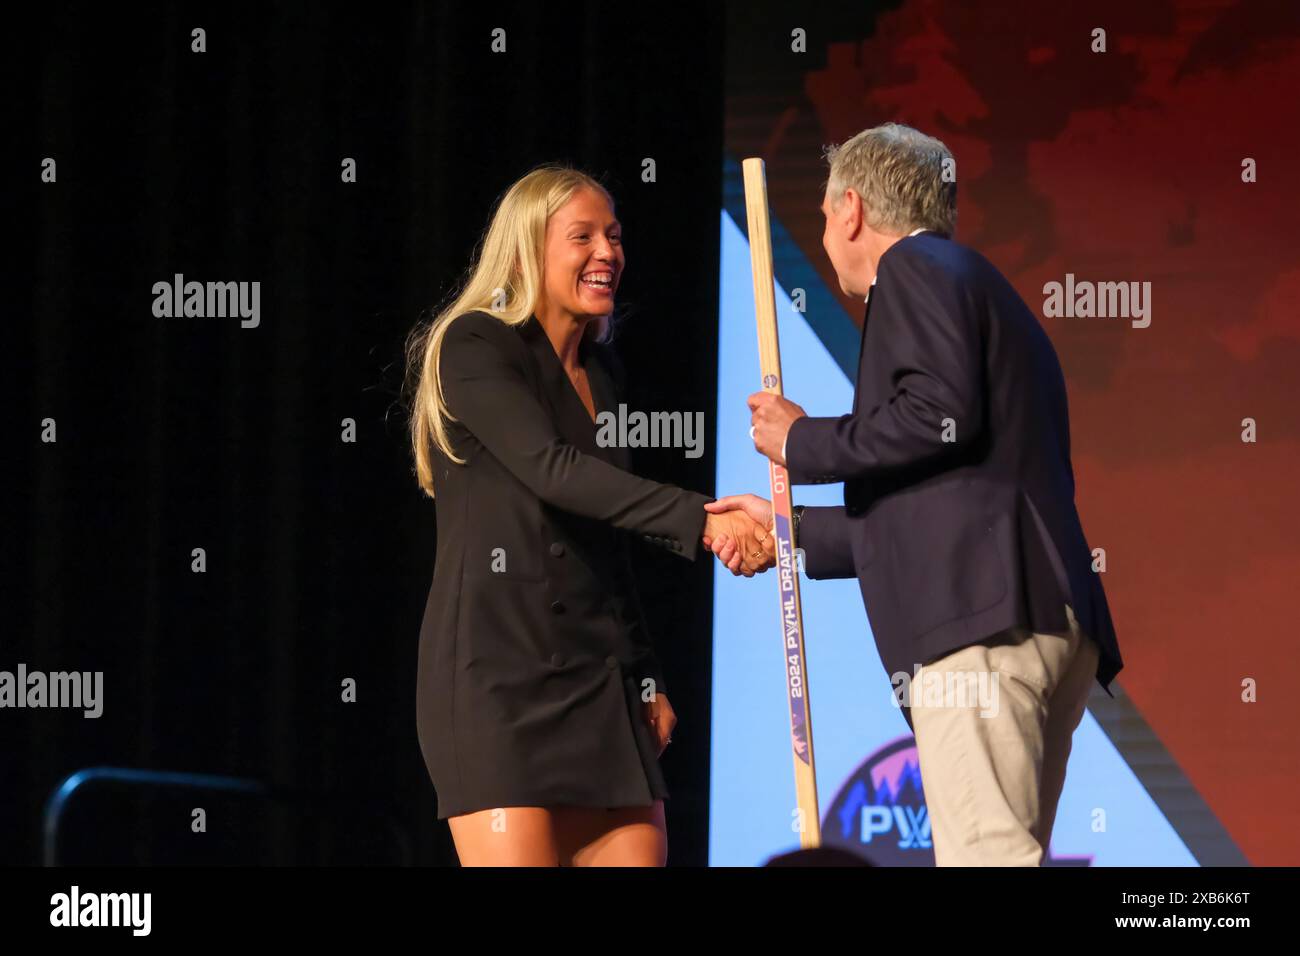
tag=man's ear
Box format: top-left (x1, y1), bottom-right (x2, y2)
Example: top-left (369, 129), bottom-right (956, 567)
top-left (843, 188), bottom-right (864, 240)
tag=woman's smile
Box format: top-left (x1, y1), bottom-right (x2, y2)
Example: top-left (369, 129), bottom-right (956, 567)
top-left (579, 267), bottom-right (616, 297)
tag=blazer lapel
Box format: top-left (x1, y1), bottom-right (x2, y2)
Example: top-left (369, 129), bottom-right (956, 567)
top-left (520, 316), bottom-right (613, 462)
top-left (584, 346), bottom-right (627, 469)
top-left (853, 295), bottom-right (875, 415)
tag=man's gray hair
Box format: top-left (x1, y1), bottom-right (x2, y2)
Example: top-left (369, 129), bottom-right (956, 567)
top-left (823, 123), bottom-right (957, 236)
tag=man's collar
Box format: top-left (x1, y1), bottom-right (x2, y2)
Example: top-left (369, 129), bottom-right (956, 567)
top-left (867, 227), bottom-right (932, 296)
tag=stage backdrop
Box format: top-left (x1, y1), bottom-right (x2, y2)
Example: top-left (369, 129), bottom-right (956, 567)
top-left (8, 3), bottom-right (725, 867)
top-left (709, 0), bottom-right (1300, 866)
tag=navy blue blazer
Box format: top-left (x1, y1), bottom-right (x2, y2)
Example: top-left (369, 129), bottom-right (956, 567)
top-left (786, 233), bottom-right (1123, 703)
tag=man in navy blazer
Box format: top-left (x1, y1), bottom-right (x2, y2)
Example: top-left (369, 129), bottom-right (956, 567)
top-left (709, 123), bottom-right (1123, 865)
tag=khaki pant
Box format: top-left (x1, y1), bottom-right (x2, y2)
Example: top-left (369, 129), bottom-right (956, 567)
top-left (910, 604), bottom-right (1100, 866)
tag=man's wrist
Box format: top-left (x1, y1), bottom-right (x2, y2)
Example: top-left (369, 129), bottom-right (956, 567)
top-left (792, 504), bottom-right (805, 540)
top-left (781, 415), bottom-right (805, 464)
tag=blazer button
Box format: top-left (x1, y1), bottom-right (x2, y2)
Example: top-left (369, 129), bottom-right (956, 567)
top-left (550, 652), bottom-right (565, 667)
top-left (549, 542), bottom-right (565, 557)
top-left (605, 656), bottom-right (619, 670)
top-left (550, 600), bottom-right (566, 614)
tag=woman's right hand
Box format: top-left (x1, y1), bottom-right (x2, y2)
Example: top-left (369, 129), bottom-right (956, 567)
top-left (702, 504), bottom-right (776, 576)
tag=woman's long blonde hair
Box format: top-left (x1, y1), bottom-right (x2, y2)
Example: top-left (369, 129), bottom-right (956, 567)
top-left (405, 164), bottom-right (615, 498)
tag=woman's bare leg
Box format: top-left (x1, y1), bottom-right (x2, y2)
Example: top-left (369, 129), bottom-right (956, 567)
top-left (553, 801), bottom-right (667, 867)
top-left (446, 807), bottom-right (560, 866)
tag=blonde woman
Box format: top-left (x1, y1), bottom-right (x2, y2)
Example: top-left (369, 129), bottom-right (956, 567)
top-left (407, 165), bottom-right (773, 866)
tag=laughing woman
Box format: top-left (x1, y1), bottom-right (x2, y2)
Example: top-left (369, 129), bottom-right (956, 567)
top-left (406, 165), bottom-right (773, 866)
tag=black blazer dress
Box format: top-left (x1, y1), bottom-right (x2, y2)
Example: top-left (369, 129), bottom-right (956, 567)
top-left (415, 310), bottom-right (710, 819)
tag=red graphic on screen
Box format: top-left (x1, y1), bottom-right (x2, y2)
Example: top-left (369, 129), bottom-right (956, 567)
top-left (728, 0), bottom-right (1300, 865)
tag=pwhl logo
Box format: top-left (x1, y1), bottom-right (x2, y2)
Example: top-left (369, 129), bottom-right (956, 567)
top-left (823, 737), bottom-right (932, 865)
top-left (822, 737), bottom-right (1092, 866)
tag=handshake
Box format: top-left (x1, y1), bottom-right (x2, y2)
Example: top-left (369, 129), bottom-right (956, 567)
top-left (700, 493), bottom-right (776, 577)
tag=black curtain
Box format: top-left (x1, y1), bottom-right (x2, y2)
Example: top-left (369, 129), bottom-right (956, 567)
top-left (7, 3), bottom-right (724, 865)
